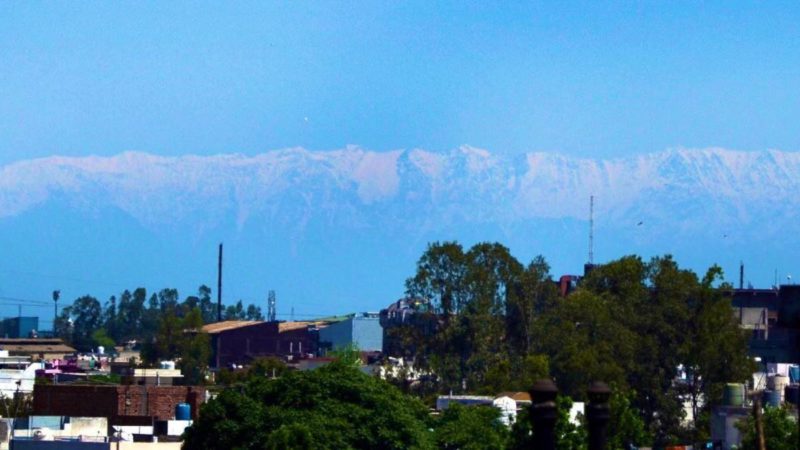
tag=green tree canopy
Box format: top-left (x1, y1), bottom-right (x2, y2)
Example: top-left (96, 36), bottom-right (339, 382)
top-left (183, 362), bottom-right (435, 450)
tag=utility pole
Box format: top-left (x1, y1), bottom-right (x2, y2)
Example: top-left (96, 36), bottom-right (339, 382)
top-left (267, 290), bottom-right (276, 322)
top-left (52, 290), bottom-right (60, 333)
top-left (588, 195), bottom-right (594, 265)
top-left (217, 243), bottom-right (223, 322)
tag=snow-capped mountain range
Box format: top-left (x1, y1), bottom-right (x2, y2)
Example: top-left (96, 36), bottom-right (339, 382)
top-left (1, 146), bottom-right (798, 316)
top-left (3, 146), bottom-right (799, 231)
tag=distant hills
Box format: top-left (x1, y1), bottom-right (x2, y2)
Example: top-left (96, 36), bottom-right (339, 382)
top-left (1, 147), bottom-right (798, 316)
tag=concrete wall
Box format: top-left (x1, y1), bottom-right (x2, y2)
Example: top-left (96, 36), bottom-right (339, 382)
top-left (119, 443), bottom-right (182, 450)
top-left (352, 317), bottom-right (382, 352)
top-left (10, 440), bottom-right (108, 450)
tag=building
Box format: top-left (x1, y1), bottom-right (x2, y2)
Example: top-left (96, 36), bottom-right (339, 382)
top-left (201, 320), bottom-right (327, 368)
top-left (379, 298), bottom-right (438, 357)
top-left (33, 384), bottom-right (205, 422)
top-left (0, 317), bottom-right (39, 339)
top-left (318, 313), bottom-right (382, 353)
top-left (728, 285), bottom-right (800, 363)
top-left (0, 338), bottom-right (76, 361)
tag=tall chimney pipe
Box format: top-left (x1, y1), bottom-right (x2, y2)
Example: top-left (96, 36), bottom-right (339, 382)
top-left (217, 243), bottom-right (223, 322)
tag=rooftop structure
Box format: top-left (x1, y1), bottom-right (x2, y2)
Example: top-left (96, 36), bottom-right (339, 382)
top-left (318, 313), bottom-right (382, 353)
top-left (200, 320), bottom-right (329, 368)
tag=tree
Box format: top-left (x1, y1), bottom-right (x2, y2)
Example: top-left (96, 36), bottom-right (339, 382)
top-left (224, 300), bottom-right (246, 320)
top-left (246, 303), bottom-right (264, 320)
top-left (68, 295), bottom-right (103, 351)
top-left (197, 285), bottom-right (217, 324)
top-left (183, 362), bottom-right (435, 450)
top-left (91, 329), bottom-right (115, 351)
top-left (179, 307), bottom-right (210, 384)
top-left (536, 289), bottom-right (634, 400)
top-left (736, 405), bottom-right (798, 450)
top-left (606, 391), bottom-right (652, 450)
top-left (434, 404), bottom-right (509, 450)
top-left (508, 396), bottom-right (587, 450)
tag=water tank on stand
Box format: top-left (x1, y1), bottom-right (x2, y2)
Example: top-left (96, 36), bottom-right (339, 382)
top-left (175, 403), bottom-right (191, 421)
top-left (769, 375), bottom-right (790, 402)
top-left (723, 383), bottom-right (745, 406)
top-left (763, 390), bottom-right (781, 408)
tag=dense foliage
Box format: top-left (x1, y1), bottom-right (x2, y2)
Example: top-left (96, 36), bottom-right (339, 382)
top-left (55, 285), bottom-right (265, 352)
top-left (403, 242), bottom-right (754, 445)
top-left (434, 403), bottom-right (509, 450)
top-left (736, 405), bottom-right (799, 450)
top-left (183, 361), bottom-right (436, 450)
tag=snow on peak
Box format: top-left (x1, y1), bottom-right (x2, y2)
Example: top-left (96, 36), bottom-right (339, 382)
top-left (1, 147), bottom-right (799, 233)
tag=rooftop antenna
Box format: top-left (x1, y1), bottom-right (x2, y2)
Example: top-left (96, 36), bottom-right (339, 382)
top-left (588, 195), bottom-right (594, 265)
top-left (217, 243), bottom-right (223, 322)
top-left (267, 290), bottom-right (276, 322)
top-left (290, 305), bottom-right (295, 322)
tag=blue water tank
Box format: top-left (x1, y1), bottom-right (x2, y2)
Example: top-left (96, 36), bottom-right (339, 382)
top-left (790, 366), bottom-right (800, 383)
top-left (763, 390), bottom-right (781, 408)
top-left (176, 403), bottom-right (191, 420)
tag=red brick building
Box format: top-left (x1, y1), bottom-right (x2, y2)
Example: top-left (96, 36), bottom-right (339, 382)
top-left (202, 320), bottom-right (326, 368)
top-left (33, 384), bottom-right (205, 421)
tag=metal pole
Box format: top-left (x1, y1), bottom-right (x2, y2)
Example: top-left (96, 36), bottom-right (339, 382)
top-left (586, 382), bottom-right (611, 450)
top-left (752, 392), bottom-right (766, 450)
top-left (529, 379), bottom-right (558, 450)
top-left (217, 243), bottom-right (223, 322)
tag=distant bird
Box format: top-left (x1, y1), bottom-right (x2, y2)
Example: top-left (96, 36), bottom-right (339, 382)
top-left (637, 221), bottom-right (643, 226)
top-left (723, 234), bottom-right (728, 238)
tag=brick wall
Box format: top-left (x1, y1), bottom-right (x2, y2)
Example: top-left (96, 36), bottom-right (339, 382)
top-left (33, 385), bottom-right (205, 421)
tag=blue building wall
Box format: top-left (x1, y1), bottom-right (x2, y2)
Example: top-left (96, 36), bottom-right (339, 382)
top-left (319, 314), bottom-right (382, 352)
top-left (1, 317), bottom-right (39, 338)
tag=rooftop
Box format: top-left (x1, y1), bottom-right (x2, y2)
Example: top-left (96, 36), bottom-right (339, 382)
top-left (0, 338), bottom-right (76, 354)
top-left (201, 320), bottom-right (328, 334)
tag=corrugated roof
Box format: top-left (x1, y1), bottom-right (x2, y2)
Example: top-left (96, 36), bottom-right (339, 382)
top-left (201, 320), bottom-right (329, 334)
top-left (201, 320), bottom-right (263, 334)
top-left (0, 340), bottom-right (76, 354)
top-left (8, 345), bottom-right (76, 353)
top-left (496, 391), bottom-right (531, 402)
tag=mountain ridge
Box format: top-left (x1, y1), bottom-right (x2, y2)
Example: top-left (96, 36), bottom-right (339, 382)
top-left (2, 146), bottom-right (798, 234)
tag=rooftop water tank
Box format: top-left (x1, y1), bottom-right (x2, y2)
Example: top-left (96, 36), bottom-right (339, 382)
top-left (723, 383), bottom-right (745, 407)
top-left (770, 375), bottom-right (790, 402)
top-left (176, 403), bottom-right (191, 421)
top-left (763, 390), bottom-right (781, 408)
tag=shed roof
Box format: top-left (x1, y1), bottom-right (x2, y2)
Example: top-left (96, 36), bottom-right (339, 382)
top-left (0, 338), bottom-right (76, 354)
top-left (496, 392), bottom-right (532, 403)
top-left (201, 320), bottom-right (327, 335)
top-left (201, 321), bottom-right (263, 334)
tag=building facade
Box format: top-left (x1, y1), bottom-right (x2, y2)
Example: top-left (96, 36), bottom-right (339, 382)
top-left (201, 320), bottom-right (324, 368)
top-left (318, 313), bottom-right (382, 353)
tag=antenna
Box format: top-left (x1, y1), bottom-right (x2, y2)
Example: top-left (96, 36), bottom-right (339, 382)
top-left (588, 195), bottom-right (594, 265)
top-left (217, 243), bottom-right (223, 322)
top-left (267, 290), bottom-right (276, 322)
top-left (290, 305), bottom-right (295, 322)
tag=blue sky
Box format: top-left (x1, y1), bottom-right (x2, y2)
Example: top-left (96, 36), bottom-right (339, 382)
top-left (2, 2), bottom-right (799, 166)
top-left (2, 3), bottom-right (800, 323)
